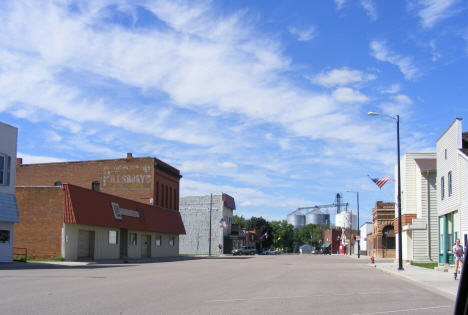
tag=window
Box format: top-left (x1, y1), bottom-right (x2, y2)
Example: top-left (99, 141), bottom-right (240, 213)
top-left (109, 230), bottom-right (118, 245)
top-left (441, 176), bottom-right (445, 200)
top-left (0, 154), bottom-right (11, 186)
top-left (54, 181), bottom-right (62, 186)
top-left (155, 235), bottom-right (161, 246)
top-left (445, 149), bottom-right (447, 160)
top-left (0, 230), bottom-right (10, 243)
top-left (448, 172), bottom-right (452, 197)
top-left (169, 236), bottom-right (174, 246)
top-left (130, 233), bottom-right (137, 245)
top-left (92, 181), bottom-right (100, 191)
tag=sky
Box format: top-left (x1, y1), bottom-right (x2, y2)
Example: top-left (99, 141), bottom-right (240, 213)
top-left (1, 0), bottom-right (467, 224)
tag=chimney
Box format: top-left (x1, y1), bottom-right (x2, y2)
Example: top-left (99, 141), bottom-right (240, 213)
top-left (17, 158), bottom-right (23, 166)
top-left (127, 153), bottom-right (133, 160)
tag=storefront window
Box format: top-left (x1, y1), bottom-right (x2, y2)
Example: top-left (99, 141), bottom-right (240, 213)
top-left (155, 235), bottom-right (161, 246)
top-left (0, 230), bottom-right (9, 243)
top-left (130, 233), bottom-right (137, 245)
top-left (109, 230), bottom-right (118, 244)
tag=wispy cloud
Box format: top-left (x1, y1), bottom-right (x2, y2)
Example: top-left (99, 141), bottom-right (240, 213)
top-left (334, 0), bottom-right (347, 10)
top-left (415, 0), bottom-right (462, 28)
top-left (370, 41), bottom-right (419, 80)
top-left (288, 26), bottom-right (316, 41)
top-left (360, 0), bottom-right (378, 21)
top-left (311, 67), bottom-right (376, 87)
top-left (332, 87), bottom-right (370, 103)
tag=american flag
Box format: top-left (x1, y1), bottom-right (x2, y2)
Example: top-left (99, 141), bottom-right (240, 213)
top-left (370, 175), bottom-right (393, 188)
top-left (277, 237), bottom-right (281, 241)
top-left (219, 218), bottom-right (227, 228)
top-left (264, 231), bottom-right (268, 239)
top-left (318, 239), bottom-right (322, 243)
top-left (346, 217), bottom-right (352, 227)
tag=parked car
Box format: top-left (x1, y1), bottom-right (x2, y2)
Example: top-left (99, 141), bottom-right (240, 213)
top-left (260, 249), bottom-right (278, 255)
top-left (320, 249), bottom-right (331, 255)
top-left (232, 246), bottom-right (256, 255)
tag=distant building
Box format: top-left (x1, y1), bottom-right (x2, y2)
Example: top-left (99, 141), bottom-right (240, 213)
top-left (179, 194), bottom-right (236, 255)
top-left (368, 201), bottom-right (395, 258)
top-left (394, 153), bottom-right (438, 263)
top-left (356, 222), bottom-right (372, 256)
top-left (436, 118), bottom-right (468, 265)
top-left (0, 122), bottom-right (20, 263)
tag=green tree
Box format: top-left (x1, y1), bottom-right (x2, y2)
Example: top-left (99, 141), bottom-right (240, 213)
top-left (245, 216), bottom-right (272, 248)
top-left (233, 215), bottom-right (246, 228)
top-left (269, 220), bottom-right (294, 250)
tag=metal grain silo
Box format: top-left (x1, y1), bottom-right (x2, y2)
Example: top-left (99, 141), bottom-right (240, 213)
top-left (335, 211), bottom-right (357, 230)
top-left (287, 210), bottom-right (306, 229)
top-left (305, 209), bottom-right (330, 225)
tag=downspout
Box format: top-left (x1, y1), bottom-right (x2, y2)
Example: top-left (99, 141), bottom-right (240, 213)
top-left (427, 171), bottom-right (431, 261)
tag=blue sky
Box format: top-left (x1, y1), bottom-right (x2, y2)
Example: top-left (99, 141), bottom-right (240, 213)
top-left (1, 0), bottom-right (467, 223)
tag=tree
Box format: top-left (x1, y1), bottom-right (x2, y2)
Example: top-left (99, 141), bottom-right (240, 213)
top-left (233, 215), bottom-right (246, 228)
top-left (269, 220), bottom-right (294, 250)
top-left (245, 216), bottom-right (272, 248)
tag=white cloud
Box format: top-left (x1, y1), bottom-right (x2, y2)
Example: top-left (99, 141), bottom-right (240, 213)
top-left (288, 26), bottom-right (316, 41)
top-left (370, 41), bottom-right (419, 80)
top-left (240, 201), bottom-right (261, 207)
top-left (379, 84), bottom-right (401, 94)
top-left (332, 87), bottom-right (370, 103)
top-left (416, 0), bottom-right (461, 28)
top-left (311, 67), bottom-right (376, 87)
top-left (217, 162), bottom-right (238, 170)
top-left (390, 94), bottom-right (413, 105)
top-left (17, 153), bottom-right (67, 164)
top-left (360, 0), bottom-right (378, 21)
top-left (334, 0), bottom-right (347, 10)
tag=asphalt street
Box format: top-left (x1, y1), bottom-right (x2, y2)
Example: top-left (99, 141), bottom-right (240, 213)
top-left (0, 255), bottom-right (455, 314)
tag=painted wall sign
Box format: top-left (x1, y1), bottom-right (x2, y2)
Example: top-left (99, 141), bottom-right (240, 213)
top-left (102, 165), bottom-right (152, 187)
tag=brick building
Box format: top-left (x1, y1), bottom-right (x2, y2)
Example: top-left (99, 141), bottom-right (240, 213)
top-left (323, 229), bottom-right (358, 255)
top-left (367, 201), bottom-right (396, 258)
top-left (16, 153), bottom-right (181, 211)
top-left (15, 184), bottom-right (185, 260)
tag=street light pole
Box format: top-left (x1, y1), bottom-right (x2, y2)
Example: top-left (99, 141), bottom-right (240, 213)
top-left (345, 190), bottom-right (360, 258)
top-left (368, 112), bottom-right (403, 271)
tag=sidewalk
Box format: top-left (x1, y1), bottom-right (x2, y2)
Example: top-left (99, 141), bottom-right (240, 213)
top-left (346, 254), bottom-right (461, 301)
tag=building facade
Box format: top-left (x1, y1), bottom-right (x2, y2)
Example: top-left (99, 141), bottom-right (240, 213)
top-left (16, 153), bottom-right (181, 211)
top-left (179, 194), bottom-right (236, 255)
top-left (436, 118), bottom-right (468, 264)
top-left (15, 184), bottom-right (185, 260)
top-left (356, 222), bottom-right (372, 256)
top-left (394, 153), bottom-right (438, 263)
top-left (0, 122), bottom-right (20, 263)
top-left (368, 202), bottom-right (395, 258)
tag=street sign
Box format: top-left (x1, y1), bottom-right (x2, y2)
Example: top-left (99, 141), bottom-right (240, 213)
top-left (356, 236), bottom-right (361, 241)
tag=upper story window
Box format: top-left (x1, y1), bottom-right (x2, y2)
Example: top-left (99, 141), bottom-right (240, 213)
top-left (0, 153), bottom-right (11, 186)
top-left (54, 181), bottom-right (62, 186)
top-left (445, 149), bottom-right (447, 160)
top-left (448, 172), bottom-right (452, 197)
top-left (92, 181), bottom-right (100, 191)
top-left (441, 176), bottom-right (445, 200)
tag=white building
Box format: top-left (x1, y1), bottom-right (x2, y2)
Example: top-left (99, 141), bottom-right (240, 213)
top-left (0, 122), bottom-right (20, 263)
top-left (356, 222), bottom-right (372, 256)
top-left (394, 153), bottom-right (438, 263)
top-left (436, 118), bottom-right (468, 265)
top-left (179, 193), bottom-right (236, 255)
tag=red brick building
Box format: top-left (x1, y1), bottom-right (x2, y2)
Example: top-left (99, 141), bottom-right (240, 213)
top-left (323, 229), bottom-right (358, 254)
top-left (367, 201), bottom-right (396, 258)
top-left (15, 184), bottom-right (185, 260)
top-left (16, 153), bottom-right (181, 211)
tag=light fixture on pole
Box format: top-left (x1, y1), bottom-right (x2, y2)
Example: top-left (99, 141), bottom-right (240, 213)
top-left (345, 190), bottom-right (360, 258)
top-left (368, 111), bottom-right (403, 271)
